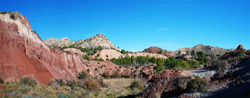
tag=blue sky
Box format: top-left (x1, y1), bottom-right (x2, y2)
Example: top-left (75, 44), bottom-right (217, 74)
top-left (1, 0), bottom-right (249, 52)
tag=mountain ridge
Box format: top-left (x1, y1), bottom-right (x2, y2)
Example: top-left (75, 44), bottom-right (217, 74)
top-left (169, 44), bottom-right (234, 56)
top-left (44, 33), bottom-right (120, 51)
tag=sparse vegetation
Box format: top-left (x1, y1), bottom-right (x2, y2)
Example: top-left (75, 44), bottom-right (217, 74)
top-left (210, 59), bottom-right (227, 70)
top-left (187, 76), bottom-right (208, 92)
top-left (20, 77), bottom-right (37, 87)
top-left (178, 51), bottom-right (181, 55)
top-left (10, 13), bottom-right (17, 20)
top-left (0, 11), bottom-right (8, 14)
top-left (110, 56), bottom-right (200, 70)
top-left (191, 50), bottom-right (196, 56)
top-left (0, 77), bottom-right (4, 84)
top-left (177, 76), bottom-right (192, 90)
top-left (130, 81), bottom-right (143, 90)
top-left (60, 45), bottom-right (103, 55)
top-left (83, 55), bottom-right (90, 61)
top-left (158, 49), bottom-right (163, 54)
top-left (84, 77), bottom-right (100, 91)
top-left (78, 71), bottom-right (89, 79)
top-left (94, 56), bottom-right (104, 61)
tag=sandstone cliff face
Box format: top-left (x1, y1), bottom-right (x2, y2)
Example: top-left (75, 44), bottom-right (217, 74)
top-left (0, 12), bottom-right (153, 85)
top-left (44, 33), bottom-right (120, 50)
top-left (170, 44), bottom-right (234, 56)
top-left (0, 12), bottom-right (89, 84)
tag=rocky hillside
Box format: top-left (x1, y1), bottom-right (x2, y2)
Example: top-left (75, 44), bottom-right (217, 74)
top-left (170, 44), bottom-right (234, 56)
top-left (143, 46), bottom-right (173, 56)
top-left (0, 12), bottom-right (143, 85)
top-left (44, 34), bottom-right (120, 50)
top-left (92, 49), bottom-right (168, 60)
top-left (140, 45), bottom-right (250, 98)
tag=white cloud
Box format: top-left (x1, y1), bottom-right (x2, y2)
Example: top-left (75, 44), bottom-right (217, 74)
top-left (157, 28), bottom-right (169, 31)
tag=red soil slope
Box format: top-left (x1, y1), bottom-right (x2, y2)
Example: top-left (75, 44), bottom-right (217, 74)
top-left (143, 46), bottom-right (173, 56)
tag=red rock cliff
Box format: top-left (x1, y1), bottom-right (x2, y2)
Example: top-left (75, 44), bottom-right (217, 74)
top-left (0, 12), bottom-right (90, 84)
top-left (0, 12), bottom-right (153, 85)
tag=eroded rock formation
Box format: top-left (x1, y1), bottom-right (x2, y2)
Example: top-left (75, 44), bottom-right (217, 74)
top-left (140, 69), bottom-right (182, 98)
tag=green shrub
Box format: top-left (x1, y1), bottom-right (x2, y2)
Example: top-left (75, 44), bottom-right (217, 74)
top-left (210, 59), bottom-right (227, 70)
top-left (154, 64), bottom-right (165, 73)
top-left (73, 87), bottom-right (86, 97)
top-left (55, 79), bottom-right (65, 86)
top-left (0, 77), bottom-right (4, 83)
top-left (187, 76), bottom-right (208, 92)
top-left (130, 81), bottom-right (143, 90)
top-left (78, 71), bottom-right (88, 79)
top-left (176, 76), bottom-right (192, 90)
top-left (178, 51), bottom-right (181, 55)
top-left (57, 93), bottom-right (68, 98)
top-left (66, 80), bottom-right (77, 89)
top-left (83, 55), bottom-right (90, 61)
top-left (0, 11), bottom-right (8, 14)
top-left (121, 49), bottom-right (126, 54)
top-left (187, 60), bottom-right (199, 68)
top-left (20, 77), bottom-right (37, 87)
top-left (48, 80), bottom-right (60, 90)
top-left (245, 50), bottom-right (250, 55)
top-left (158, 49), bottom-right (163, 54)
top-left (10, 14), bottom-right (17, 20)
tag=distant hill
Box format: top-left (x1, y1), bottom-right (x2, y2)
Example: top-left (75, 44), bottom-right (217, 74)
top-left (44, 34), bottom-right (120, 50)
top-left (143, 46), bottom-right (173, 56)
top-left (170, 44), bottom-right (234, 56)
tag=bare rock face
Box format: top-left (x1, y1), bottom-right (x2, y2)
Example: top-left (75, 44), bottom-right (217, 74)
top-left (0, 12), bottom-right (108, 84)
top-left (140, 69), bottom-right (182, 98)
top-left (63, 48), bottom-right (87, 56)
top-left (143, 46), bottom-right (173, 56)
top-left (44, 33), bottom-right (120, 50)
top-left (92, 49), bottom-right (123, 60)
top-left (0, 12), bottom-right (154, 85)
top-left (44, 37), bottom-right (76, 48)
top-left (236, 44), bottom-right (244, 50)
top-left (170, 44), bottom-right (234, 56)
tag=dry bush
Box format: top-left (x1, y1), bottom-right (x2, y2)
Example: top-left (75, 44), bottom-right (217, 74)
top-left (210, 59), bottom-right (227, 70)
top-left (187, 76), bottom-right (208, 92)
top-left (130, 81), bottom-right (143, 90)
top-left (102, 71), bottom-right (110, 78)
top-left (84, 77), bottom-right (100, 91)
top-left (111, 70), bottom-right (121, 78)
top-left (176, 76), bottom-right (192, 90)
top-left (78, 71), bottom-right (89, 79)
top-left (122, 70), bottom-right (131, 78)
top-left (97, 77), bottom-right (107, 87)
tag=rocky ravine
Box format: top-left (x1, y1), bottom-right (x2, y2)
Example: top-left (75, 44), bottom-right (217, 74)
top-left (44, 33), bottom-right (120, 50)
top-left (170, 44), bottom-right (234, 56)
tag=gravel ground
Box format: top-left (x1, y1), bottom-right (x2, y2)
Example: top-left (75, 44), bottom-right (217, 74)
top-left (183, 69), bottom-right (216, 78)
